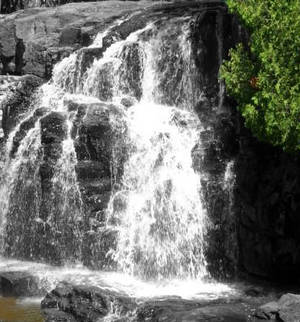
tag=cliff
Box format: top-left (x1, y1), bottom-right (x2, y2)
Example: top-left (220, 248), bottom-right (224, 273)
top-left (1, 1), bottom-right (300, 285)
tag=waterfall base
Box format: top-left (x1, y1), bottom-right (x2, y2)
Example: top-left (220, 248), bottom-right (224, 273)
top-left (0, 259), bottom-right (281, 322)
top-left (0, 258), bottom-right (232, 301)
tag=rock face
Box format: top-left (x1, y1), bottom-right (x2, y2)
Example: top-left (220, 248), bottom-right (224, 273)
top-left (190, 6), bottom-right (245, 279)
top-left (1, 0), bottom-right (300, 285)
top-left (234, 128), bottom-right (300, 282)
top-left (0, 75), bottom-right (42, 137)
top-left (0, 1), bottom-right (155, 78)
top-left (0, 271), bottom-right (45, 297)
top-left (255, 293), bottom-right (300, 321)
top-left (187, 2), bottom-right (300, 283)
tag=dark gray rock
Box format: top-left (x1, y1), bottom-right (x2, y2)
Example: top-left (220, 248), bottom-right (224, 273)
top-left (40, 112), bottom-right (67, 145)
top-left (0, 271), bottom-right (45, 297)
top-left (190, 7), bottom-right (242, 280)
top-left (137, 300), bottom-right (254, 322)
top-left (0, 75), bottom-right (43, 137)
top-left (235, 132), bottom-right (300, 282)
top-left (255, 301), bottom-right (279, 320)
top-left (278, 293), bottom-right (300, 322)
top-left (41, 282), bottom-right (137, 322)
top-left (42, 286), bottom-right (260, 322)
top-left (255, 293), bottom-right (300, 321)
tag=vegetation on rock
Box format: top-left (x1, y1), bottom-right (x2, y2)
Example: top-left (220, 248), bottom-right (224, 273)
top-left (221, 0), bottom-right (300, 152)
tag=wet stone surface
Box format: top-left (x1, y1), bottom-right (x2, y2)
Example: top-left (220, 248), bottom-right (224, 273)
top-left (40, 282), bottom-right (279, 322)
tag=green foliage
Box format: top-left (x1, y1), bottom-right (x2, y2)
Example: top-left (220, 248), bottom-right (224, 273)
top-left (221, 0), bottom-right (300, 152)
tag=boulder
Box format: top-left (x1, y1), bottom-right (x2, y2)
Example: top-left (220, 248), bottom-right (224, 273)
top-left (41, 282), bottom-right (137, 322)
top-left (255, 293), bottom-right (300, 322)
top-left (278, 294), bottom-right (300, 322)
top-left (0, 271), bottom-right (45, 297)
top-left (255, 301), bottom-right (279, 320)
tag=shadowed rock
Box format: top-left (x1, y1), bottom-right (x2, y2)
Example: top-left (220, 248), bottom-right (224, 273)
top-left (0, 271), bottom-right (46, 297)
top-left (42, 283), bottom-right (260, 322)
top-left (255, 293), bottom-right (300, 321)
top-left (41, 282), bottom-right (137, 322)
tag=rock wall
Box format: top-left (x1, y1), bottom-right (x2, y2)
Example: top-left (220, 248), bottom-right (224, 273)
top-left (190, 7), bottom-right (244, 279)
top-left (0, 1), bottom-right (155, 78)
top-left (1, 1), bottom-right (300, 284)
top-left (234, 125), bottom-right (300, 283)
top-left (189, 4), bottom-right (300, 283)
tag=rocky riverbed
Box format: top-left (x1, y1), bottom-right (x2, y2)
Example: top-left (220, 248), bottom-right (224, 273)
top-left (0, 259), bottom-right (300, 322)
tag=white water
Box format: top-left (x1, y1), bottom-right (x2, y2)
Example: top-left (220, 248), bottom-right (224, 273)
top-left (107, 102), bottom-right (207, 279)
top-left (0, 258), bottom-right (235, 301)
top-left (0, 16), bottom-right (235, 300)
top-left (99, 19), bottom-right (208, 279)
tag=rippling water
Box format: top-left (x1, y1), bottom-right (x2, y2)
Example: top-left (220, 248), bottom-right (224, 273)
top-left (0, 297), bottom-right (43, 322)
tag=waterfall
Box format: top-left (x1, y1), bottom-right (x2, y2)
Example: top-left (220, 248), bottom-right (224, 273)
top-left (105, 20), bottom-right (207, 279)
top-left (0, 16), bottom-right (211, 280)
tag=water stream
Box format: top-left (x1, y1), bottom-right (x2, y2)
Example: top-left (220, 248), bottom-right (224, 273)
top-left (0, 13), bottom-right (237, 320)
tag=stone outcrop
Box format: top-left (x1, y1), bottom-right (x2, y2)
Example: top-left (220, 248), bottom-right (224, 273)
top-left (0, 75), bottom-right (42, 140)
top-left (255, 293), bottom-right (300, 321)
top-left (41, 282), bottom-right (260, 322)
top-left (188, 3), bottom-right (300, 284)
top-left (190, 7), bottom-right (244, 279)
top-left (70, 100), bottom-right (126, 269)
top-left (41, 282), bottom-right (137, 322)
top-left (0, 1), bottom-right (155, 78)
top-left (0, 271), bottom-right (46, 297)
top-left (233, 127), bottom-right (300, 282)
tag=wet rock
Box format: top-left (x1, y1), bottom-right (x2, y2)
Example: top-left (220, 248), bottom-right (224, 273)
top-left (42, 288), bottom-right (257, 322)
top-left (76, 47), bottom-right (104, 75)
top-left (41, 282), bottom-right (137, 322)
top-left (137, 300), bottom-right (254, 322)
top-left (0, 271), bottom-right (45, 297)
top-left (117, 42), bottom-right (144, 100)
top-left (190, 8), bottom-right (243, 279)
top-left (73, 101), bottom-right (126, 182)
top-left (40, 112), bottom-right (67, 145)
top-left (0, 75), bottom-right (43, 136)
top-left (235, 130), bottom-right (300, 282)
top-left (82, 228), bottom-right (118, 270)
top-left (121, 96), bottom-right (137, 108)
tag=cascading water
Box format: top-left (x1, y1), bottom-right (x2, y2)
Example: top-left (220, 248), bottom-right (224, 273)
top-left (0, 13), bottom-right (235, 295)
top-left (105, 20), bottom-right (207, 279)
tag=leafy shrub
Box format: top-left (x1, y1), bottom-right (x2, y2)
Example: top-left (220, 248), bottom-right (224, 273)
top-left (221, 0), bottom-right (300, 152)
